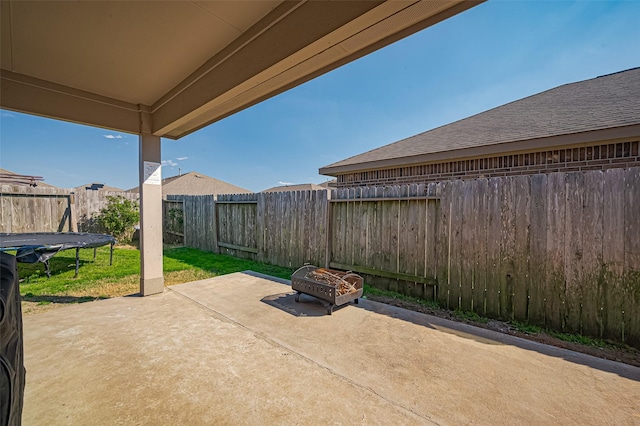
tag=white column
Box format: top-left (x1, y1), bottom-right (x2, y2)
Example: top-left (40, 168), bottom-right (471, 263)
top-left (138, 133), bottom-right (164, 295)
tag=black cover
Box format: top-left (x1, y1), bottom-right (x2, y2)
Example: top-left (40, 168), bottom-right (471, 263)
top-left (0, 232), bottom-right (116, 264)
top-left (0, 252), bottom-right (25, 426)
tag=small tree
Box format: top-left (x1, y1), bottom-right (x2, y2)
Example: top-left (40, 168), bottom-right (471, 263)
top-left (96, 195), bottom-right (139, 243)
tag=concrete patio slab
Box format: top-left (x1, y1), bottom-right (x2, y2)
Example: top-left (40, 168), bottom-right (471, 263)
top-left (23, 272), bottom-right (640, 425)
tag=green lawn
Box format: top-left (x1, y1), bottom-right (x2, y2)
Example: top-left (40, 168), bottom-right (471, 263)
top-left (16, 246), bottom-right (294, 301)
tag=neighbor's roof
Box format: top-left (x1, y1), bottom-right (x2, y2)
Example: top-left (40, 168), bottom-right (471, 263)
top-left (74, 183), bottom-right (125, 192)
top-left (128, 171), bottom-right (252, 196)
top-left (261, 183), bottom-right (325, 193)
top-left (0, 168), bottom-right (55, 187)
top-left (318, 179), bottom-right (338, 189)
top-left (320, 67), bottom-right (640, 175)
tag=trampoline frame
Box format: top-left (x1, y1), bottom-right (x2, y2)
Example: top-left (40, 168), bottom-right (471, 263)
top-left (0, 232), bottom-right (116, 278)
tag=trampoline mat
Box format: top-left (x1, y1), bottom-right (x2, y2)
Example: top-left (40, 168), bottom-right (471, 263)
top-left (0, 232), bottom-right (116, 264)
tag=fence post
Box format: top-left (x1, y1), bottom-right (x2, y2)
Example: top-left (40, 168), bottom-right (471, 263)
top-left (325, 189), bottom-right (332, 268)
top-left (69, 194), bottom-right (78, 232)
top-left (212, 196), bottom-right (219, 254)
top-left (256, 193), bottom-right (265, 262)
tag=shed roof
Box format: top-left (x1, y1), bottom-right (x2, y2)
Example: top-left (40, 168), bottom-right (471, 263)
top-left (128, 171), bottom-right (251, 196)
top-left (320, 67), bottom-right (640, 175)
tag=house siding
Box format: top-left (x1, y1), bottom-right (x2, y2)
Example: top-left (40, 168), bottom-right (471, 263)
top-left (336, 140), bottom-right (640, 188)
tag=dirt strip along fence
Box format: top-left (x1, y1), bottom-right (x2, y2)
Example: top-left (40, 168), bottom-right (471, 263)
top-left (0, 185), bottom-right (138, 234)
top-left (170, 168), bottom-right (640, 346)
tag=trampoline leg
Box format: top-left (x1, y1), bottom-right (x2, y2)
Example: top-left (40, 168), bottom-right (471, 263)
top-left (44, 260), bottom-right (51, 278)
top-left (75, 248), bottom-right (79, 278)
top-left (93, 247), bottom-right (97, 260)
top-left (109, 243), bottom-right (114, 266)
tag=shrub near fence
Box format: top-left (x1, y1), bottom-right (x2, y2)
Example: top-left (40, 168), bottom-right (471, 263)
top-left (75, 190), bottom-right (138, 233)
top-left (169, 168), bottom-right (640, 347)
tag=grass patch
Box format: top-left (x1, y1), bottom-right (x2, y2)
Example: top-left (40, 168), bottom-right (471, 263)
top-left (18, 246), bottom-right (142, 296)
top-left (363, 285), bottom-right (440, 309)
top-left (17, 246), bottom-right (293, 303)
top-left (510, 320), bottom-right (543, 335)
top-left (510, 319), bottom-right (613, 347)
top-left (163, 247), bottom-right (293, 280)
top-left (509, 320), bottom-right (623, 349)
top-left (546, 330), bottom-right (610, 348)
top-left (452, 309), bottom-right (489, 324)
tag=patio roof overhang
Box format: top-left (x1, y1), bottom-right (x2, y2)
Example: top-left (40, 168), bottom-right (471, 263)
top-left (0, 0), bottom-right (482, 295)
top-left (0, 0), bottom-right (481, 139)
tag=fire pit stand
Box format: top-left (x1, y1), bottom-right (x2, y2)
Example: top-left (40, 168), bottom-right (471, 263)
top-left (291, 265), bottom-right (363, 315)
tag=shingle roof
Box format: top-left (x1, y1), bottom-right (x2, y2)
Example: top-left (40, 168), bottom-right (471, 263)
top-left (75, 183), bottom-right (125, 192)
top-left (0, 168), bottom-right (57, 187)
top-left (261, 183), bottom-right (325, 193)
top-left (128, 171), bottom-right (252, 196)
top-left (320, 67), bottom-right (640, 175)
top-left (318, 179), bottom-right (337, 189)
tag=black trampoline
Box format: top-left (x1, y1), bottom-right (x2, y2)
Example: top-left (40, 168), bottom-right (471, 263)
top-left (0, 232), bottom-right (116, 277)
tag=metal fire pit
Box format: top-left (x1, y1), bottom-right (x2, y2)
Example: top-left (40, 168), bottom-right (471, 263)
top-left (291, 265), bottom-right (363, 315)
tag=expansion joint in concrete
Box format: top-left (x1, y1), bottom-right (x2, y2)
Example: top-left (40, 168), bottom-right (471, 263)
top-left (168, 287), bottom-right (439, 425)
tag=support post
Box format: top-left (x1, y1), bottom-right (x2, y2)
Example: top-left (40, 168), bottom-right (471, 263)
top-left (138, 133), bottom-right (164, 295)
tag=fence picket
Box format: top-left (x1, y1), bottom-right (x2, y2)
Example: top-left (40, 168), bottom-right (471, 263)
top-left (623, 167), bottom-right (640, 343)
top-left (528, 174), bottom-right (548, 325)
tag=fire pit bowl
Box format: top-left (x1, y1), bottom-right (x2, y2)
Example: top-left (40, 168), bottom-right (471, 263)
top-left (291, 265), bottom-right (363, 315)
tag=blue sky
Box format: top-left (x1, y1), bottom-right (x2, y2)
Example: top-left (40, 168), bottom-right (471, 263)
top-left (1, 0), bottom-right (639, 192)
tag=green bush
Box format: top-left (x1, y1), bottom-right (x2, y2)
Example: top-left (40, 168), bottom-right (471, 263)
top-left (96, 195), bottom-right (139, 243)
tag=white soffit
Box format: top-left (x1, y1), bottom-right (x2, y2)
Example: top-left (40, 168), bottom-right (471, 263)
top-left (160, 0), bottom-right (473, 138)
top-left (1, 0), bottom-right (282, 105)
top-left (0, 0), bottom-right (481, 139)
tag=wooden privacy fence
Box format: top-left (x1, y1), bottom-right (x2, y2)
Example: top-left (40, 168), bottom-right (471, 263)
top-left (170, 167), bottom-right (640, 346)
top-left (74, 189), bottom-right (138, 232)
top-left (329, 184), bottom-right (439, 298)
top-left (162, 198), bottom-right (185, 245)
top-left (166, 195), bottom-right (217, 252)
top-left (433, 169), bottom-right (639, 345)
top-left (0, 186), bottom-right (77, 233)
top-left (171, 192), bottom-right (329, 266)
top-left (0, 185), bottom-right (138, 234)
